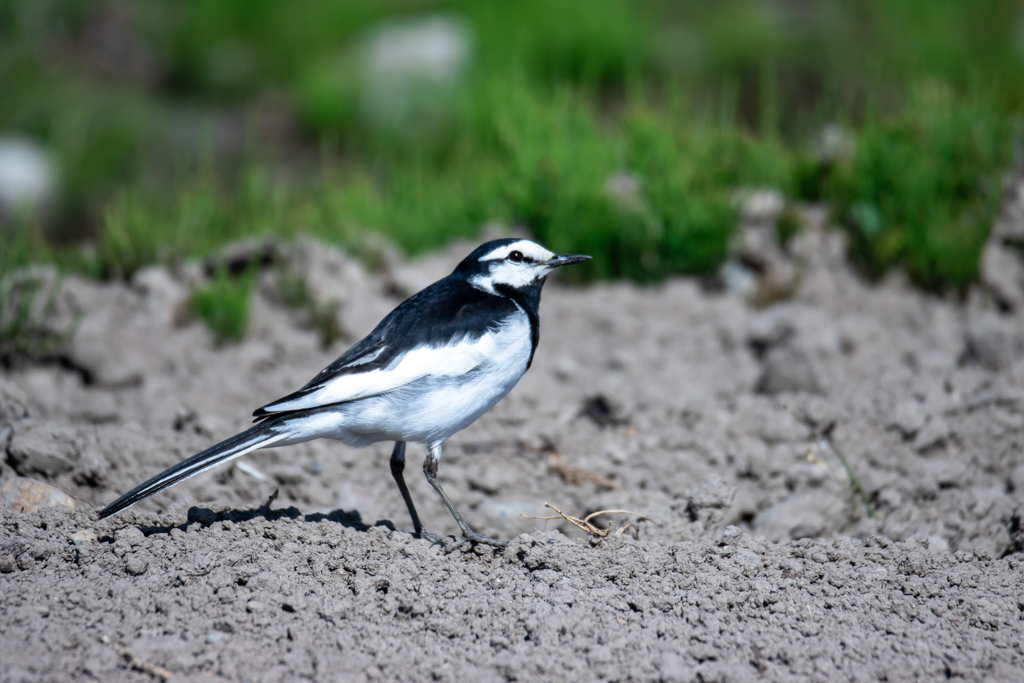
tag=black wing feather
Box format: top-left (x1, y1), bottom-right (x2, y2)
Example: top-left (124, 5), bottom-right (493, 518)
top-left (252, 278), bottom-right (519, 420)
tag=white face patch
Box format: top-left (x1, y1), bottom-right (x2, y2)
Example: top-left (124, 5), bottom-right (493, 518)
top-left (471, 239), bottom-right (558, 292)
top-left (478, 239), bottom-right (555, 263)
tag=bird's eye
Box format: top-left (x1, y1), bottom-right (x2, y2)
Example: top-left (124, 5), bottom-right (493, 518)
top-left (508, 250), bottom-right (524, 263)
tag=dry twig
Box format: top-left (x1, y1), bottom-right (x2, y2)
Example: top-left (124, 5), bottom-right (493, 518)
top-left (523, 502), bottom-right (651, 539)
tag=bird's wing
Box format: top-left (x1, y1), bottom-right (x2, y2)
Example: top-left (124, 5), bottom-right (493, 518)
top-left (254, 337), bottom-right (489, 415)
top-left (253, 279), bottom-right (518, 418)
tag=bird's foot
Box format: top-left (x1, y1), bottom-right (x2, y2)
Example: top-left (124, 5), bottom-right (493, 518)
top-left (458, 530), bottom-right (508, 549)
top-left (416, 528), bottom-right (507, 552)
top-left (417, 528), bottom-right (455, 549)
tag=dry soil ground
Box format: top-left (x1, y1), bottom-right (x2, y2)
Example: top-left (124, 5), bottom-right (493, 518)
top-left (3, 217), bottom-right (1024, 681)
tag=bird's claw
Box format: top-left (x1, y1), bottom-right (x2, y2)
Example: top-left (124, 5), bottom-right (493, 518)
top-left (416, 529), bottom-right (507, 552)
top-left (417, 529), bottom-right (457, 550)
top-left (459, 531), bottom-right (508, 549)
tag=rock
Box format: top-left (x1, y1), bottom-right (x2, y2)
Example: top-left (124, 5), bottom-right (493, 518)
top-left (754, 345), bottom-right (823, 395)
top-left (1, 476), bottom-right (77, 513)
top-left (70, 529), bottom-right (97, 546)
top-left (125, 555), bottom-right (149, 576)
top-left (7, 424), bottom-right (78, 477)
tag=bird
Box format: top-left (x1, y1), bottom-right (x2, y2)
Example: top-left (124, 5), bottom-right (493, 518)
top-left (97, 238), bottom-right (590, 548)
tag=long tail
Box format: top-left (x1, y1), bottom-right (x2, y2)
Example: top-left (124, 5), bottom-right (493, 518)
top-left (97, 420), bottom-right (292, 519)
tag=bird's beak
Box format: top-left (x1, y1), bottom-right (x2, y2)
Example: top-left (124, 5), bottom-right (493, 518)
top-left (546, 253), bottom-right (592, 268)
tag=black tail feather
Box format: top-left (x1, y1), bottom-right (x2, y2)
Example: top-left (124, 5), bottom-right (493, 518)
top-left (97, 422), bottom-right (287, 519)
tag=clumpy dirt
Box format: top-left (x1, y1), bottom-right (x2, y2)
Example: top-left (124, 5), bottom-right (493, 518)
top-left (3, 212), bottom-right (1024, 681)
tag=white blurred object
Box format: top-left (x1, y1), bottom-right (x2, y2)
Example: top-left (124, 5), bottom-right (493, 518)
top-left (814, 123), bottom-right (855, 164)
top-left (720, 259), bottom-right (759, 300)
top-left (735, 188), bottom-right (785, 223)
top-left (604, 171), bottom-right (644, 209)
top-left (361, 15), bottom-right (472, 138)
top-left (0, 137), bottom-right (58, 224)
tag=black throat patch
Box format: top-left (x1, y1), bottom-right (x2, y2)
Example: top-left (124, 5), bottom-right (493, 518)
top-left (494, 279), bottom-right (543, 368)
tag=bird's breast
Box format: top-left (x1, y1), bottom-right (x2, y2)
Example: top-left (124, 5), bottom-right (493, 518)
top-left (321, 310), bottom-right (535, 446)
top-left (474, 311), bottom-right (533, 375)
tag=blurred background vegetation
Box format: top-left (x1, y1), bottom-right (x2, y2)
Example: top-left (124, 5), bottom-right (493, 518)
top-left (1, 0), bottom-right (1022, 295)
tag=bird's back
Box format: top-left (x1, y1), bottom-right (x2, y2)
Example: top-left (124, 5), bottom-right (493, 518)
top-left (254, 278), bottom-right (527, 420)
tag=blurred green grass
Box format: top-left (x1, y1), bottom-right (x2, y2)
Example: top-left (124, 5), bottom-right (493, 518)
top-left (191, 263), bottom-right (255, 345)
top-left (2, 0), bottom-right (1022, 304)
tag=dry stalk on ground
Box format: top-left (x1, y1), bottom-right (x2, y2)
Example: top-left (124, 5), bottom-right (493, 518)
top-left (523, 502), bottom-right (651, 539)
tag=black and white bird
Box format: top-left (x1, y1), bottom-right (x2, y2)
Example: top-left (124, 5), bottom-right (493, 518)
top-left (98, 238), bottom-right (590, 547)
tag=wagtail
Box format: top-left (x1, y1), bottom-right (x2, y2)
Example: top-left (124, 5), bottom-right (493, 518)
top-left (98, 239), bottom-right (590, 548)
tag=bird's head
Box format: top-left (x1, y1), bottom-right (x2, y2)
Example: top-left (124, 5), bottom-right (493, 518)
top-left (455, 239), bottom-right (591, 294)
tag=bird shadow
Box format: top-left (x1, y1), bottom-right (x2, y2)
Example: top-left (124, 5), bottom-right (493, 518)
top-left (132, 489), bottom-right (397, 538)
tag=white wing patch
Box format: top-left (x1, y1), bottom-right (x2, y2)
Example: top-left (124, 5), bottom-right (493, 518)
top-left (260, 327), bottom-right (513, 414)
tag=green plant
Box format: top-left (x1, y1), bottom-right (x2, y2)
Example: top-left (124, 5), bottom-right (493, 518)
top-left (2, 0), bottom-right (1022, 294)
top-left (825, 88), bottom-right (1010, 291)
top-left (0, 267), bottom-right (75, 364)
top-left (190, 265), bottom-right (255, 345)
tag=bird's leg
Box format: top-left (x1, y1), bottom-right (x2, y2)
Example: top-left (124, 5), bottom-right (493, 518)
top-left (423, 442), bottom-right (508, 549)
top-left (389, 441), bottom-right (433, 541)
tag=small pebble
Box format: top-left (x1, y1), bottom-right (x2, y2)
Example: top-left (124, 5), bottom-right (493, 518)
top-left (125, 556), bottom-right (148, 576)
top-left (114, 527), bottom-right (145, 546)
top-left (70, 529), bottom-right (96, 546)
